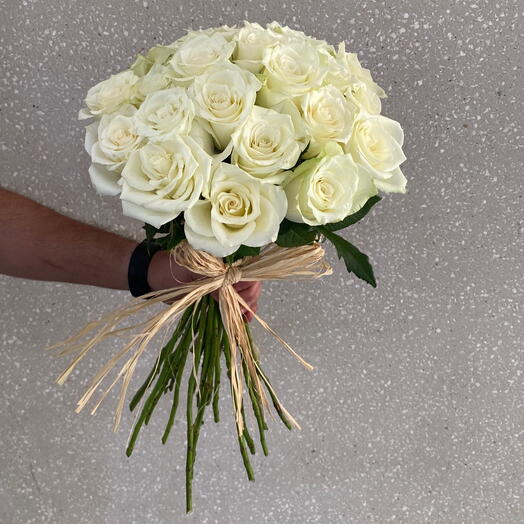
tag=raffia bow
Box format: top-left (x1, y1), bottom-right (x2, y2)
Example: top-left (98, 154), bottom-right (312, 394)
top-left (48, 240), bottom-right (332, 435)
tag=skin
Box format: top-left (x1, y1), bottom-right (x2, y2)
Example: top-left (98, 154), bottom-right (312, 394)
top-left (0, 188), bottom-right (261, 321)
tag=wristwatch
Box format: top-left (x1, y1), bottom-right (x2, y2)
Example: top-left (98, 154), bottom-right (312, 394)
top-left (127, 240), bottom-right (162, 297)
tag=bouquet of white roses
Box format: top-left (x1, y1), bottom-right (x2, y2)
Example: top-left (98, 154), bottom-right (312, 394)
top-left (52, 21), bottom-right (406, 511)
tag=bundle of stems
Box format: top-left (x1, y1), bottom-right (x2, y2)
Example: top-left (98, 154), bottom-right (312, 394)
top-left (125, 294), bottom-right (295, 513)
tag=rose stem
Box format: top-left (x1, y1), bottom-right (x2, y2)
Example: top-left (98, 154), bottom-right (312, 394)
top-left (143, 312), bottom-right (196, 426)
top-left (256, 365), bottom-right (294, 431)
top-left (242, 356), bottom-right (269, 456)
top-left (237, 435), bottom-right (255, 481)
top-left (185, 296), bottom-right (208, 513)
top-left (244, 323), bottom-right (268, 431)
top-left (212, 319), bottom-right (222, 423)
top-left (241, 405), bottom-right (256, 455)
top-left (129, 306), bottom-right (194, 412)
top-left (189, 301), bottom-right (219, 474)
top-left (126, 330), bottom-right (185, 456)
top-left (196, 302), bottom-right (215, 407)
top-left (221, 328), bottom-right (255, 480)
top-left (126, 313), bottom-right (195, 457)
top-left (161, 322), bottom-right (193, 444)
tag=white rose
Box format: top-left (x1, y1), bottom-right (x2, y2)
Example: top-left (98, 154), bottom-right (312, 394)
top-left (259, 40), bottom-right (328, 103)
top-left (86, 105), bottom-right (144, 173)
top-left (173, 25), bottom-right (238, 44)
top-left (231, 106), bottom-right (302, 184)
top-left (190, 64), bottom-right (262, 150)
top-left (326, 42), bottom-right (385, 114)
top-left (130, 45), bottom-right (177, 77)
top-left (184, 163), bottom-right (287, 257)
top-left (135, 64), bottom-right (174, 100)
top-left (79, 71), bottom-right (139, 120)
top-left (284, 143), bottom-right (377, 225)
top-left (342, 81), bottom-right (382, 115)
top-left (189, 121), bottom-right (215, 157)
top-left (135, 87), bottom-right (194, 141)
top-left (301, 85), bottom-right (358, 157)
top-left (266, 22), bottom-right (333, 53)
top-left (266, 21), bottom-right (308, 42)
top-left (120, 136), bottom-right (211, 227)
top-left (168, 33), bottom-right (235, 84)
top-left (233, 22), bottom-right (276, 73)
top-left (346, 113), bottom-right (407, 193)
top-left (269, 98), bottom-right (310, 151)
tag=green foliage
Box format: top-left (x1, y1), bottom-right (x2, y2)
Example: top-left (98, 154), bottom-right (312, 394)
top-left (321, 195), bottom-right (382, 232)
top-left (142, 220), bottom-right (185, 250)
top-left (275, 195), bottom-right (381, 249)
top-left (140, 196), bottom-right (380, 283)
top-left (231, 245), bottom-right (262, 260)
top-left (275, 219), bottom-right (318, 247)
top-left (316, 227), bottom-right (377, 287)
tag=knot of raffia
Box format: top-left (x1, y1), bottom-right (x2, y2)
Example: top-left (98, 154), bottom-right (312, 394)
top-left (48, 240), bottom-right (333, 435)
top-left (222, 265), bottom-right (242, 287)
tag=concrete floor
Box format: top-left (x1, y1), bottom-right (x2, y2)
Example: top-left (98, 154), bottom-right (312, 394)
top-left (1, 1), bottom-right (522, 522)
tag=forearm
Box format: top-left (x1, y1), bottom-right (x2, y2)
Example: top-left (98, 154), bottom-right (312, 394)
top-left (0, 188), bottom-right (137, 289)
top-left (0, 189), bottom-right (261, 315)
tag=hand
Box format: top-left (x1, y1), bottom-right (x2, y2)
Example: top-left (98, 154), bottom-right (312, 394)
top-left (148, 250), bottom-right (262, 322)
top-left (212, 280), bottom-right (262, 322)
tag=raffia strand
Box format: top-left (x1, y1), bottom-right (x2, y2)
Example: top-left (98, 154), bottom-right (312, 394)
top-left (48, 241), bottom-right (332, 434)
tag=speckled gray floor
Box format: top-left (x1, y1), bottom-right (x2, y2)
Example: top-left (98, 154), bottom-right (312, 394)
top-left (1, 1), bottom-right (523, 523)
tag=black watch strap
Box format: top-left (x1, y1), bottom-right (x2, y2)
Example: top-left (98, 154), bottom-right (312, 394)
top-left (128, 241), bottom-right (162, 297)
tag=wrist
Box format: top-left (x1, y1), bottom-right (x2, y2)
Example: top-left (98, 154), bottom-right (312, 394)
top-left (116, 238), bottom-right (138, 290)
top-left (147, 249), bottom-right (195, 292)
top-left (127, 241), bottom-right (162, 297)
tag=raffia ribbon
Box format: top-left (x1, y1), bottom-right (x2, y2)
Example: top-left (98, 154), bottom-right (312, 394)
top-left (48, 241), bottom-right (332, 435)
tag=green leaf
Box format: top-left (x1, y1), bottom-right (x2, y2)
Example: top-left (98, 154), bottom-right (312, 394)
top-left (143, 220), bottom-right (185, 250)
top-left (322, 195), bottom-right (382, 232)
top-left (318, 227), bottom-right (377, 287)
top-left (163, 226), bottom-right (185, 250)
top-left (143, 223), bottom-right (159, 243)
top-left (231, 245), bottom-right (262, 260)
top-left (275, 219), bottom-right (318, 247)
top-left (158, 222), bottom-right (173, 234)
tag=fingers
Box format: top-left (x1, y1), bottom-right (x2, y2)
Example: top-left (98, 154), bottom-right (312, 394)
top-left (232, 280), bottom-right (257, 292)
top-left (209, 281), bottom-right (262, 323)
top-left (236, 282), bottom-right (261, 310)
top-left (236, 281), bottom-right (261, 323)
top-left (212, 281), bottom-right (261, 306)
top-left (234, 281), bottom-right (261, 303)
top-left (244, 301), bottom-right (258, 322)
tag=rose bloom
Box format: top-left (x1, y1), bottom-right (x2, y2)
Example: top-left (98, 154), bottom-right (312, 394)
top-left (85, 105), bottom-right (144, 173)
top-left (266, 21), bottom-right (333, 53)
top-left (345, 113), bottom-right (407, 193)
top-left (129, 44), bottom-right (177, 80)
top-left (284, 143), bottom-right (377, 226)
top-left (326, 42), bottom-right (385, 114)
top-left (120, 136), bottom-right (212, 228)
top-left (184, 162), bottom-right (287, 257)
top-left (233, 21), bottom-right (276, 74)
top-left (301, 85), bottom-right (357, 156)
top-left (135, 87), bottom-right (195, 141)
top-left (79, 70), bottom-right (139, 119)
top-left (190, 64), bottom-right (261, 150)
top-left (176, 25), bottom-right (238, 43)
top-left (258, 40), bottom-right (328, 106)
top-left (335, 43), bottom-right (385, 97)
top-left (169, 33), bottom-right (235, 84)
top-left (230, 106), bottom-right (302, 184)
top-left (135, 64), bottom-right (174, 101)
